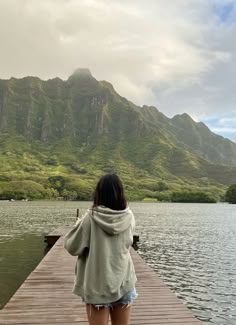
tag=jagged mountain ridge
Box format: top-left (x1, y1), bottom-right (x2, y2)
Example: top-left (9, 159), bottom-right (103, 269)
top-left (0, 69), bottom-right (236, 189)
top-left (1, 69), bottom-right (235, 165)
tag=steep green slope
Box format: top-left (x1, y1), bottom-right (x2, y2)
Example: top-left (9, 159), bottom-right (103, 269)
top-left (0, 69), bottom-right (236, 201)
top-left (170, 113), bottom-right (236, 165)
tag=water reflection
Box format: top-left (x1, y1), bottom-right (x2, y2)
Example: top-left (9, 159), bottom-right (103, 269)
top-left (0, 200), bottom-right (87, 309)
top-left (0, 234), bottom-right (44, 309)
top-left (134, 203), bottom-right (236, 325)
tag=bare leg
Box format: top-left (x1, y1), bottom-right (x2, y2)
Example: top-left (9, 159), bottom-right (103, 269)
top-left (86, 304), bottom-right (109, 325)
top-left (110, 304), bottom-right (132, 325)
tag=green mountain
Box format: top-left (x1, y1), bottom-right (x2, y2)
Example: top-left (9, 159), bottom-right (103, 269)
top-left (0, 68), bottom-right (236, 201)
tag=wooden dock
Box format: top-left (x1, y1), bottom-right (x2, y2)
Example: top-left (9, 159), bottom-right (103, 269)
top-left (0, 227), bottom-right (202, 324)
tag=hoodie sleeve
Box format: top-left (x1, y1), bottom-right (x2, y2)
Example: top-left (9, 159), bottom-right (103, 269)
top-left (64, 209), bottom-right (91, 256)
top-left (131, 210), bottom-right (135, 232)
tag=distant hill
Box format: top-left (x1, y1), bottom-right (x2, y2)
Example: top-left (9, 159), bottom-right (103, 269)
top-left (0, 69), bottom-right (235, 200)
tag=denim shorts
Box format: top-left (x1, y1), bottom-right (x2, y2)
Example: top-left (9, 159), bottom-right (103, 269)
top-left (85, 288), bottom-right (138, 309)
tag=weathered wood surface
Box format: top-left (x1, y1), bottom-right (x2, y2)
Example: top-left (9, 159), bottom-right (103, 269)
top-left (44, 226), bottom-right (71, 247)
top-left (0, 228), bottom-right (202, 325)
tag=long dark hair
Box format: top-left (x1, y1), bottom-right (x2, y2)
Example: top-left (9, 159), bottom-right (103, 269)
top-left (92, 174), bottom-right (127, 210)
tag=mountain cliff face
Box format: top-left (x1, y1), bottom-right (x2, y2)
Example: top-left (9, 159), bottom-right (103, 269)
top-left (0, 69), bottom-right (236, 197)
top-left (170, 113), bottom-right (236, 166)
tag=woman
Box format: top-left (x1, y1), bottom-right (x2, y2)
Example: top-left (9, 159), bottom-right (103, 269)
top-left (64, 174), bottom-right (137, 325)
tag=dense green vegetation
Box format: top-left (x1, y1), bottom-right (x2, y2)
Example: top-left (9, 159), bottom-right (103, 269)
top-left (170, 191), bottom-right (217, 203)
top-left (0, 69), bottom-right (236, 201)
top-left (0, 180), bottom-right (47, 200)
top-left (225, 184), bottom-right (236, 204)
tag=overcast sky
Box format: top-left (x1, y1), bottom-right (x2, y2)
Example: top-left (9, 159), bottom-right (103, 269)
top-left (0, 0), bottom-right (235, 142)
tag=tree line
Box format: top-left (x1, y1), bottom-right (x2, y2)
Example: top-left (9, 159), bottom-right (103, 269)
top-left (0, 176), bottom-right (235, 203)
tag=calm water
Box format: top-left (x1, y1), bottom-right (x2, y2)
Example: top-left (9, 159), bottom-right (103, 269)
top-left (0, 201), bottom-right (236, 324)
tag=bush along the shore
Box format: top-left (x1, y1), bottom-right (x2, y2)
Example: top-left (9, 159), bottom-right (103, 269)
top-left (171, 191), bottom-right (217, 203)
top-left (0, 180), bottom-right (47, 200)
top-left (225, 184), bottom-right (236, 204)
top-left (0, 177), bottom-right (220, 203)
top-left (0, 178), bottom-right (93, 201)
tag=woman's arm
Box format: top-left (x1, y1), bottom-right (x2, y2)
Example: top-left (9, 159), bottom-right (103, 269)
top-left (64, 209), bottom-right (91, 256)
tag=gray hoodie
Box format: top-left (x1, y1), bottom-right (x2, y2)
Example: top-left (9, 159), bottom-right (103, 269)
top-left (64, 206), bottom-right (137, 304)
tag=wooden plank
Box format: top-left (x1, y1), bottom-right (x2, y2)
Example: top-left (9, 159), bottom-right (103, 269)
top-left (0, 228), bottom-right (202, 325)
top-left (44, 226), bottom-right (72, 247)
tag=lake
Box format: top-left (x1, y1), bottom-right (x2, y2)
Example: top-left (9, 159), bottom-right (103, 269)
top-left (0, 201), bottom-right (235, 324)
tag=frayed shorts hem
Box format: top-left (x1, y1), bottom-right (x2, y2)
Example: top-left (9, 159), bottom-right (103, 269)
top-left (83, 287), bottom-right (138, 309)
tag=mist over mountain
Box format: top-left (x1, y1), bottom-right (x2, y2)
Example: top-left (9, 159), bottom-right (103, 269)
top-left (0, 69), bottom-right (236, 200)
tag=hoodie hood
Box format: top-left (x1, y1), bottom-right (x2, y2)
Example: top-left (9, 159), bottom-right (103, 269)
top-left (91, 206), bottom-right (134, 235)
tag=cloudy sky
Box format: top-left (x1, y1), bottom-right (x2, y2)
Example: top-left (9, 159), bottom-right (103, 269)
top-left (0, 0), bottom-right (236, 141)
